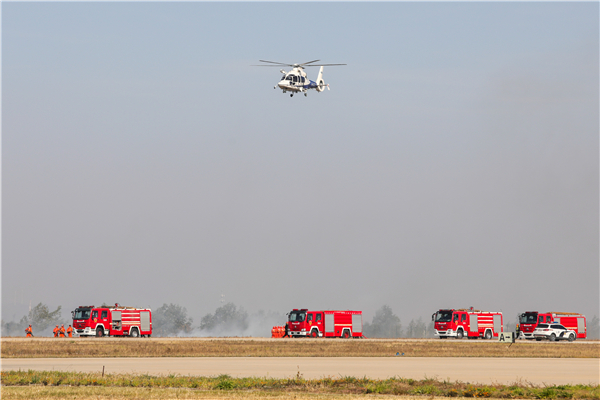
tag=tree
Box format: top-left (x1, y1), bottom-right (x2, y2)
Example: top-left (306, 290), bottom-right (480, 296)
top-left (152, 303), bottom-right (193, 336)
top-left (426, 319), bottom-right (435, 338)
top-left (405, 317), bottom-right (428, 338)
top-left (1, 318), bottom-right (28, 337)
top-left (29, 303), bottom-right (62, 332)
top-left (200, 303), bottom-right (248, 336)
top-left (363, 305), bottom-right (402, 338)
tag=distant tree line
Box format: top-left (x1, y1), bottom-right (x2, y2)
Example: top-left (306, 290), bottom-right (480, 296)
top-left (199, 302), bottom-right (248, 335)
top-left (363, 305), bottom-right (434, 338)
top-left (1, 303), bottom-right (64, 336)
top-left (153, 303), bottom-right (438, 338)
top-left (152, 303), bottom-right (194, 336)
top-left (3, 302), bottom-right (599, 339)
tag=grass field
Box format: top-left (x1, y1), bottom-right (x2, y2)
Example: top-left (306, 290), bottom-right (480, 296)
top-left (1, 387), bottom-right (447, 400)
top-left (2, 337), bottom-right (598, 358)
top-left (2, 370), bottom-right (599, 399)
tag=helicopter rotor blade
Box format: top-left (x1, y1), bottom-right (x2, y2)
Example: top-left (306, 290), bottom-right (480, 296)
top-left (257, 60), bottom-right (294, 66)
top-left (305, 63), bottom-right (347, 67)
top-left (253, 60), bottom-right (346, 68)
top-left (299, 59), bottom-right (321, 66)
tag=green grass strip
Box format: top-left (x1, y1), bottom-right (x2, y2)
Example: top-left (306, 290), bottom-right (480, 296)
top-left (2, 370), bottom-right (599, 399)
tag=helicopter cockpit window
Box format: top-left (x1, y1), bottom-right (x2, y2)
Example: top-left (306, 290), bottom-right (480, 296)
top-left (286, 75), bottom-right (292, 81)
top-left (292, 76), bottom-right (298, 83)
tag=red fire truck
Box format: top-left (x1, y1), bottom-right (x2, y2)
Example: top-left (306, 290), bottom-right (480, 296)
top-left (287, 309), bottom-right (363, 338)
top-left (518, 312), bottom-right (586, 340)
top-left (432, 308), bottom-right (503, 339)
top-left (71, 303), bottom-right (152, 337)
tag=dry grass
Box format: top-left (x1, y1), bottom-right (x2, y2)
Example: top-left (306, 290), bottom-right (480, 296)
top-left (2, 370), bottom-right (599, 399)
top-left (2, 337), bottom-right (598, 358)
top-left (0, 386), bottom-right (450, 400)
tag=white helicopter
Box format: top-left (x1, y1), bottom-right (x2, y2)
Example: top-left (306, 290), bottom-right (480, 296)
top-left (254, 60), bottom-right (346, 97)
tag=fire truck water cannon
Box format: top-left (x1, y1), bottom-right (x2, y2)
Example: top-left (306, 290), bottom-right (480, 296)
top-left (71, 304), bottom-right (152, 338)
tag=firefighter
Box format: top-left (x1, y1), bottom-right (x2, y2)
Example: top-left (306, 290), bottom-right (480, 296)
top-left (67, 325), bottom-right (73, 338)
top-left (283, 322), bottom-right (290, 338)
top-left (25, 325), bottom-right (33, 337)
top-left (59, 324), bottom-right (66, 338)
top-left (53, 325), bottom-right (59, 337)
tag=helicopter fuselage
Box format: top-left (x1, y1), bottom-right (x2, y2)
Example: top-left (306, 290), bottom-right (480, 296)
top-left (255, 60), bottom-right (343, 97)
top-left (276, 67), bottom-right (322, 94)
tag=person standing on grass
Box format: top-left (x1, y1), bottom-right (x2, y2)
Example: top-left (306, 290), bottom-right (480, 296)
top-left (67, 325), bottom-right (73, 338)
top-left (59, 324), bottom-right (66, 337)
top-left (284, 322), bottom-right (290, 338)
top-left (53, 325), bottom-right (59, 337)
top-left (25, 325), bottom-right (33, 337)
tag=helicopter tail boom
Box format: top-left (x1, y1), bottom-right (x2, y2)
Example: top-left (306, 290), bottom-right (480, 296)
top-left (315, 66), bottom-right (326, 92)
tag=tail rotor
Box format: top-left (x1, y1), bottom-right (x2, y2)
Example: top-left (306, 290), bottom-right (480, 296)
top-left (316, 66), bottom-right (326, 92)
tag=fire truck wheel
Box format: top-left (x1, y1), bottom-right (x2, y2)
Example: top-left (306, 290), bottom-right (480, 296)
top-left (456, 330), bottom-right (464, 339)
top-left (484, 330), bottom-right (492, 340)
top-left (568, 333), bottom-right (575, 342)
top-left (310, 330), bottom-right (319, 338)
top-left (130, 328), bottom-right (140, 338)
top-left (95, 328), bottom-right (104, 337)
top-left (342, 330), bottom-right (351, 339)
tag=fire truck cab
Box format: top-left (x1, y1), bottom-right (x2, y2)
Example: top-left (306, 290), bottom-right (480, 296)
top-left (518, 311), bottom-right (586, 340)
top-left (432, 308), bottom-right (503, 339)
top-left (72, 304), bottom-right (152, 338)
top-left (287, 309), bottom-right (363, 338)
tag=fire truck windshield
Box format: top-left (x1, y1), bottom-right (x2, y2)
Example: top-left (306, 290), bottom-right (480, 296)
top-left (435, 311), bottom-right (453, 322)
top-left (289, 311), bottom-right (306, 322)
top-left (73, 308), bottom-right (91, 320)
top-left (520, 313), bottom-right (538, 324)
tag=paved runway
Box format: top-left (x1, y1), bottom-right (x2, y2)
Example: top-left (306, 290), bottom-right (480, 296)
top-left (2, 357), bottom-right (598, 385)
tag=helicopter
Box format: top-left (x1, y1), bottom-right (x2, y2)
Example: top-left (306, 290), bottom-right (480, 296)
top-left (253, 60), bottom-right (346, 97)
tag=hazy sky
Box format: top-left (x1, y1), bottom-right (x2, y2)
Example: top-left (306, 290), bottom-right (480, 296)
top-left (3, 2), bottom-right (598, 329)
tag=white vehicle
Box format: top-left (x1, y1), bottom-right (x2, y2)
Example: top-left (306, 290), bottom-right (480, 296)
top-left (533, 323), bottom-right (576, 342)
top-left (253, 60), bottom-right (346, 97)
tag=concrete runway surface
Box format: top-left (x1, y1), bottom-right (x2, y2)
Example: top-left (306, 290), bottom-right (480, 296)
top-left (2, 357), bottom-right (598, 385)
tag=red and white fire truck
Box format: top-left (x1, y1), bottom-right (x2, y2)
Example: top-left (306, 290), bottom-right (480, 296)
top-left (518, 311), bottom-right (586, 340)
top-left (287, 309), bottom-right (363, 338)
top-left (432, 308), bottom-right (503, 339)
top-left (71, 303), bottom-right (152, 337)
